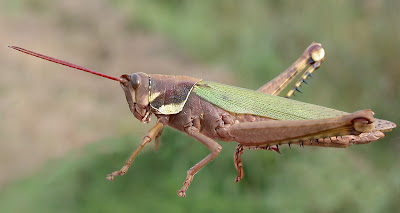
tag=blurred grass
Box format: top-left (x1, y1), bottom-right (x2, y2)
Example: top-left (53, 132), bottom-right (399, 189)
top-left (120, 0), bottom-right (400, 118)
top-left (1, 129), bottom-right (399, 212)
top-left (1, 0), bottom-right (400, 212)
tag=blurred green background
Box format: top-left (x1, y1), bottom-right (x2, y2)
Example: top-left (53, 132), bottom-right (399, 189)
top-left (1, 0), bottom-right (399, 212)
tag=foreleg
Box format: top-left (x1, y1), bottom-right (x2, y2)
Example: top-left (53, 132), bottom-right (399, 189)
top-left (106, 120), bottom-right (165, 181)
top-left (154, 128), bottom-right (164, 152)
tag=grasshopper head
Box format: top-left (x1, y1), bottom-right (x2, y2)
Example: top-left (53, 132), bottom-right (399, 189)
top-left (120, 72), bottom-right (151, 123)
top-left (8, 46), bottom-right (151, 123)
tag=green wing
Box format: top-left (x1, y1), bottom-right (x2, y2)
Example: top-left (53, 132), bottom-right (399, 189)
top-left (193, 81), bottom-right (348, 120)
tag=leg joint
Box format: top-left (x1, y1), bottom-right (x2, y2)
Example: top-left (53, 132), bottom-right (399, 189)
top-left (213, 144), bottom-right (222, 155)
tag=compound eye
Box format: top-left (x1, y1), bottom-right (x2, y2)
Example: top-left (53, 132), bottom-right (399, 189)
top-left (130, 73), bottom-right (141, 90)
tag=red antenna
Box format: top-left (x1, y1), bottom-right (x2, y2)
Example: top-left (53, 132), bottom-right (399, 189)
top-left (9, 46), bottom-right (123, 82)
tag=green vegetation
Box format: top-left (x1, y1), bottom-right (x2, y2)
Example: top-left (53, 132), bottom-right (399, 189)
top-left (1, 130), bottom-right (399, 212)
top-left (1, 1), bottom-right (399, 212)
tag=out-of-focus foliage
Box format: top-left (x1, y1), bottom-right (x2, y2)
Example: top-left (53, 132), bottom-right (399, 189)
top-left (1, 0), bottom-right (399, 213)
top-left (1, 130), bottom-right (399, 212)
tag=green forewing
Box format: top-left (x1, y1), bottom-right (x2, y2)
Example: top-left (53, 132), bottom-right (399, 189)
top-left (193, 81), bottom-right (348, 120)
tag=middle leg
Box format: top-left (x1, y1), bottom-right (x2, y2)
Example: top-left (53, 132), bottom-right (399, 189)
top-left (177, 126), bottom-right (222, 197)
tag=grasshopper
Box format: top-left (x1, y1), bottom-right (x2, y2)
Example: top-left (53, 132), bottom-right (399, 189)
top-left (9, 43), bottom-right (396, 197)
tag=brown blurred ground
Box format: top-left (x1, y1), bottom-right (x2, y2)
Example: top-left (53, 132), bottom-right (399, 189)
top-left (0, 0), bottom-right (235, 188)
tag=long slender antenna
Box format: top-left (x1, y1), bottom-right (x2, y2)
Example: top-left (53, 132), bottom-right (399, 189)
top-left (9, 46), bottom-right (123, 82)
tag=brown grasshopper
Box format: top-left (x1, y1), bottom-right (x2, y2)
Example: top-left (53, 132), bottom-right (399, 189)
top-left (9, 43), bottom-right (396, 197)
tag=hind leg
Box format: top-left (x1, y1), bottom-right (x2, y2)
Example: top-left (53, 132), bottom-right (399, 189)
top-left (257, 43), bottom-right (324, 97)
